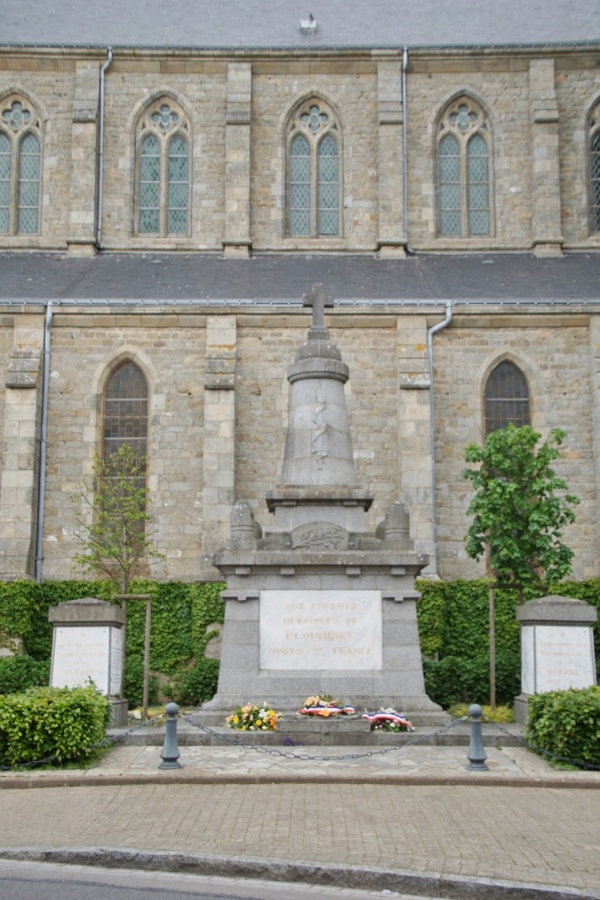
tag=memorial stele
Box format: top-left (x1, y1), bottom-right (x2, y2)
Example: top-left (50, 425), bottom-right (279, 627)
top-left (206, 285), bottom-right (444, 722)
top-left (515, 595), bottom-right (598, 725)
top-left (49, 597), bottom-right (127, 727)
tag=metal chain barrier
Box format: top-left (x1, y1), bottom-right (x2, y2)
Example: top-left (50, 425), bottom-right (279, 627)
top-left (0, 713), bottom-right (166, 772)
top-left (180, 712), bottom-right (470, 761)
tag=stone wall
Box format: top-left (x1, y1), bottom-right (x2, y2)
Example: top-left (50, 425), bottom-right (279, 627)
top-left (1, 48), bottom-right (600, 253)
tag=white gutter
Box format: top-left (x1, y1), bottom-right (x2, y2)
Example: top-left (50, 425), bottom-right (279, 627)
top-left (96, 47), bottom-right (113, 249)
top-left (35, 301), bottom-right (53, 583)
top-left (427, 300), bottom-right (453, 574)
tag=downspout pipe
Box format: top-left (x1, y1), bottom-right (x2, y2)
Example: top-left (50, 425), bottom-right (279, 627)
top-left (401, 46), bottom-right (412, 254)
top-left (427, 301), bottom-right (453, 575)
top-left (96, 46), bottom-right (113, 249)
top-left (35, 301), bottom-right (53, 584)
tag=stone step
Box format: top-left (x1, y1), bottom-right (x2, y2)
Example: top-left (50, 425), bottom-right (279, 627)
top-left (111, 716), bottom-right (525, 748)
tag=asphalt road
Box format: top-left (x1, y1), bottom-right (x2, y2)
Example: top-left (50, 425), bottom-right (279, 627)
top-left (0, 859), bottom-right (438, 900)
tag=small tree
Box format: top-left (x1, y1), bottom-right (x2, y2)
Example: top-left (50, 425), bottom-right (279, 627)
top-left (462, 425), bottom-right (580, 706)
top-left (463, 425), bottom-right (579, 598)
top-left (73, 444), bottom-right (163, 592)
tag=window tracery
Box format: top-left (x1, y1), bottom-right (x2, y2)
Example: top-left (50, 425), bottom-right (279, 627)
top-left (436, 97), bottom-right (491, 238)
top-left (287, 100), bottom-right (340, 238)
top-left (135, 99), bottom-right (190, 236)
top-left (485, 361), bottom-right (530, 435)
top-left (0, 97), bottom-right (42, 235)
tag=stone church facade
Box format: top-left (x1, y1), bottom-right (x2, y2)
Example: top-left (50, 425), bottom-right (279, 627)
top-left (0, 0), bottom-right (599, 585)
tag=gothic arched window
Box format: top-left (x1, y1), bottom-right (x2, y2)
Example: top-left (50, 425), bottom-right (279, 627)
top-left (437, 97), bottom-right (492, 237)
top-left (0, 97), bottom-right (42, 235)
top-left (104, 361), bottom-right (148, 464)
top-left (287, 100), bottom-right (340, 237)
top-left (485, 361), bottom-right (530, 436)
top-left (136, 99), bottom-right (190, 236)
top-left (589, 101), bottom-right (600, 233)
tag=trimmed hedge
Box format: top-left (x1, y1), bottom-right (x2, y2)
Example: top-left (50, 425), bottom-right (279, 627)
top-left (527, 686), bottom-right (600, 768)
top-left (0, 684), bottom-right (110, 766)
top-left (423, 650), bottom-right (521, 709)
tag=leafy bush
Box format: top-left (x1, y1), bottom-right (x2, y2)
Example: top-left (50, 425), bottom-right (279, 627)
top-left (423, 650), bottom-right (520, 708)
top-left (0, 656), bottom-right (50, 694)
top-left (527, 686), bottom-right (600, 768)
top-left (0, 684), bottom-right (110, 767)
top-left (173, 658), bottom-right (220, 706)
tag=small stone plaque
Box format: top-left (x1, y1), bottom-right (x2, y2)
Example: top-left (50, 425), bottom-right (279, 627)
top-left (521, 624), bottom-right (597, 694)
top-left (259, 590), bottom-right (382, 670)
top-left (51, 626), bottom-right (123, 696)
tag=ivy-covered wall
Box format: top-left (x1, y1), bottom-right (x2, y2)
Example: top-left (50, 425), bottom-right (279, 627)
top-left (1, 578), bottom-right (598, 707)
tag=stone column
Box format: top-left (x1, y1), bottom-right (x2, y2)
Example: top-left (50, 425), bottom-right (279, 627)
top-left (376, 59), bottom-right (406, 257)
top-left (529, 59), bottom-right (564, 257)
top-left (591, 316), bottom-right (600, 555)
top-left (397, 317), bottom-right (434, 568)
top-left (223, 63), bottom-right (252, 258)
top-left (0, 314), bottom-right (44, 579)
top-left (201, 315), bottom-right (237, 574)
top-left (67, 61), bottom-right (99, 258)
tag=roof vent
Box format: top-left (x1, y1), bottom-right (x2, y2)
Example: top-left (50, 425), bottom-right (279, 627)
top-left (300, 14), bottom-right (316, 32)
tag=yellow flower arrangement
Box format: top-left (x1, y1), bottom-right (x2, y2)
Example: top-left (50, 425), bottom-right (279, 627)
top-left (226, 702), bottom-right (282, 731)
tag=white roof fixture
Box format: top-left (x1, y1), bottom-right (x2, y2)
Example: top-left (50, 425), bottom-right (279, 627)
top-left (300, 13), bottom-right (316, 32)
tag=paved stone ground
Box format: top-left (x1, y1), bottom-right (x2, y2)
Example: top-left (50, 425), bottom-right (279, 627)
top-left (0, 742), bottom-right (599, 896)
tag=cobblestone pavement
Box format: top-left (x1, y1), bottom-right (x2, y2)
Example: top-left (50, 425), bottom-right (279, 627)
top-left (0, 742), bottom-right (599, 896)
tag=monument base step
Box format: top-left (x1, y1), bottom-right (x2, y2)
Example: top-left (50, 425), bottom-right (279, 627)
top-left (111, 714), bottom-right (525, 748)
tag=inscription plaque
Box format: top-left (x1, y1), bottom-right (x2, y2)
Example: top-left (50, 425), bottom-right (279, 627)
top-left (260, 590), bottom-right (382, 670)
top-left (521, 625), bottom-right (597, 694)
top-left (51, 626), bottom-right (123, 696)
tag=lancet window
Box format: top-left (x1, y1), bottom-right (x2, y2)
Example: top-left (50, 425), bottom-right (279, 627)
top-left (484, 361), bottom-right (530, 435)
top-left (135, 99), bottom-right (190, 236)
top-left (436, 97), bottom-right (492, 237)
top-left (589, 101), bottom-right (600, 233)
top-left (287, 100), bottom-right (341, 238)
top-left (0, 97), bottom-right (42, 235)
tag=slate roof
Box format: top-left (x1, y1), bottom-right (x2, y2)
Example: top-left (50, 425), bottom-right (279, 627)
top-left (2, 0), bottom-right (599, 50)
top-left (1, 252), bottom-right (599, 308)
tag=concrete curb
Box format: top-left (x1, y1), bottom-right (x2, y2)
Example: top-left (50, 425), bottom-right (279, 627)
top-left (1, 771), bottom-right (600, 789)
top-left (0, 847), bottom-right (597, 900)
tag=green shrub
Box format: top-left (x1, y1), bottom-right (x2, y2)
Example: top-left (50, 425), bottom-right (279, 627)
top-left (423, 650), bottom-right (520, 708)
top-left (0, 656), bottom-right (50, 694)
top-left (0, 684), bottom-right (110, 767)
top-left (527, 686), bottom-right (600, 769)
top-left (173, 658), bottom-right (220, 706)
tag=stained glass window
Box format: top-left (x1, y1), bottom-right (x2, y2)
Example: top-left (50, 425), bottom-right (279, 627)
top-left (0, 132), bottom-right (10, 234)
top-left (591, 130), bottom-right (600, 233)
top-left (287, 101), bottom-right (340, 238)
top-left (104, 362), bottom-right (148, 464)
top-left (0, 97), bottom-right (42, 236)
top-left (317, 135), bottom-right (339, 236)
top-left (437, 98), bottom-right (491, 238)
top-left (485, 361), bottom-right (530, 435)
top-left (136, 100), bottom-right (190, 237)
top-left (17, 133), bottom-right (40, 234)
top-left (167, 135), bottom-right (189, 234)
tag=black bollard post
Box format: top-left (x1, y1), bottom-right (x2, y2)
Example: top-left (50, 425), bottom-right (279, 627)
top-left (466, 703), bottom-right (488, 771)
top-left (159, 702), bottom-right (181, 769)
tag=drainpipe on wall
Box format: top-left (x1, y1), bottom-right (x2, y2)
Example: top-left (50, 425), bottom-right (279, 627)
top-left (35, 301), bottom-right (53, 584)
top-left (96, 47), bottom-right (113, 250)
top-left (427, 301), bottom-right (453, 575)
top-left (401, 46), bottom-right (411, 254)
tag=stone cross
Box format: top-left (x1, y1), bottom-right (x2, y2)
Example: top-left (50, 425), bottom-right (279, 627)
top-left (303, 283), bottom-right (334, 328)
